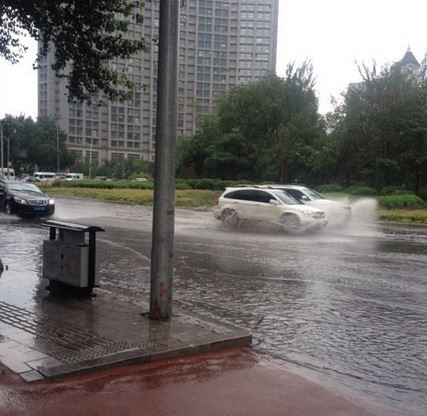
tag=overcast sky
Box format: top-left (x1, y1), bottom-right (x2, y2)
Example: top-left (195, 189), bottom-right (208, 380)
top-left (1, 0), bottom-right (427, 119)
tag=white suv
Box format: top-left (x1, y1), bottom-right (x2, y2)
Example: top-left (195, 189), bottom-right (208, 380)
top-left (264, 185), bottom-right (352, 226)
top-left (213, 187), bottom-right (327, 233)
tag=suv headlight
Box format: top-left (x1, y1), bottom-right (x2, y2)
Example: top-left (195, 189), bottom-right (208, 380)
top-left (13, 197), bottom-right (28, 205)
top-left (49, 199), bottom-right (55, 205)
top-left (304, 210), bottom-right (315, 217)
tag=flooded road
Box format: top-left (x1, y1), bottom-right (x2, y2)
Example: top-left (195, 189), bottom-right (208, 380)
top-left (1, 197), bottom-right (426, 415)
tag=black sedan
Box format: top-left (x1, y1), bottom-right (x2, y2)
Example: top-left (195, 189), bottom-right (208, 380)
top-left (0, 179), bottom-right (55, 218)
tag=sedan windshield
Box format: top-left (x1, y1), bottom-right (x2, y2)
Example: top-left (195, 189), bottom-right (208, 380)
top-left (304, 188), bottom-right (326, 200)
top-left (271, 190), bottom-right (302, 205)
top-left (7, 182), bottom-right (43, 195)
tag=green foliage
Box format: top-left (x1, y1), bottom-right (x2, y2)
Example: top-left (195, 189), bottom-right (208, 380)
top-left (0, 1), bottom-right (147, 101)
top-left (346, 186), bottom-right (377, 196)
top-left (330, 59), bottom-right (427, 194)
top-left (377, 209), bottom-right (427, 224)
top-left (316, 184), bottom-right (344, 193)
top-left (56, 180), bottom-right (154, 190)
top-left (184, 178), bottom-right (233, 190)
top-left (377, 194), bottom-right (425, 209)
top-left (70, 158), bottom-right (153, 180)
top-left (418, 187), bottom-right (427, 201)
top-left (0, 115), bottom-right (74, 173)
top-left (380, 186), bottom-right (413, 195)
top-left (51, 177), bottom-right (253, 191)
top-left (47, 187), bottom-right (218, 208)
top-left (177, 65), bottom-right (330, 183)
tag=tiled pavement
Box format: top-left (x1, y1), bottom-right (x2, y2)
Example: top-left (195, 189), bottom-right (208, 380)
top-left (0, 289), bottom-right (251, 381)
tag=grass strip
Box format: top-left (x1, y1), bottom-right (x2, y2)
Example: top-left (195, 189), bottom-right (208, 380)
top-left (377, 209), bottom-right (427, 224)
top-left (47, 187), bottom-right (427, 224)
top-left (47, 187), bottom-right (219, 208)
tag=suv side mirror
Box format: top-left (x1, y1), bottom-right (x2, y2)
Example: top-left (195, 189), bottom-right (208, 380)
top-left (269, 199), bottom-right (279, 205)
top-left (301, 195), bottom-right (309, 201)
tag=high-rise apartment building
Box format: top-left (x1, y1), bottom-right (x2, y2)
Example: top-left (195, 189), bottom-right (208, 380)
top-left (38, 1), bottom-right (279, 166)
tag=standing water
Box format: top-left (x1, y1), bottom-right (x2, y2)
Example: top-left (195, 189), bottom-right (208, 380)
top-left (1, 198), bottom-right (426, 415)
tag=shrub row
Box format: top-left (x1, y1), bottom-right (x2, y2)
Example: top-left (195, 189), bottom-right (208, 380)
top-left (316, 183), bottom-right (427, 199)
top-left (376, 194), bottom-right (425, 209)
top-left (48, 180), bottom-right (427, 207)
top-left (317, 184), bottom-right (380, 196)
top-left (52, 178), bottom-right (250, 191)
top-left (55, 180), bottom-right (155, 190)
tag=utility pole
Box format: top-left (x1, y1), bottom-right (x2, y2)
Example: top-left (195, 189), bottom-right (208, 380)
top-left (88, 140), bottom-right (93, 179)
top-left (6, 133), bottom-right (10, 179)
top-left (56, 121), bottom-right (60, 174)
top-left (149, 1), bottom-right (180, 320)
top-left (0, 123), bottom-right (3, 175)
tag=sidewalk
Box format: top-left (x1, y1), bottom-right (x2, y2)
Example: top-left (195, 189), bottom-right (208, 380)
top-left (0, 222), bottom-right (250, 381)
top-left (0, 348), bottom-right (406, 416)
top-left (0, 287), bottom-right (250, 381)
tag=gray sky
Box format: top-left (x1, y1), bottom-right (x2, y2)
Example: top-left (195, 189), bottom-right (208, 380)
top-left (1, 0), bottom-right (427, 118)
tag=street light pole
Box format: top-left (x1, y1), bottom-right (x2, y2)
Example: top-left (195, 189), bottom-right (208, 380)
top-left (56, 121), bottom-right (60, 174)
top-left (0, 123), bottom-right (4, 175)
top-left (6, 134), bottom-right (10, 179)
top-left (88, 140), bottom-right (93, 180)
top-left (149, 0), bottom-right (180, 320)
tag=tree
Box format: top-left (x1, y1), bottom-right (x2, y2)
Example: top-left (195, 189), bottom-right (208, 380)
top-left (71, 157), bottom-right (152, 179)
top-left (330, 59), bottom-right (427, 192)
top-left (0, 1), bottom-right (148, 101)
top-left (0, 115), bottom-right (74, 173)
top-left (178, 64), bottom-right (328, 183)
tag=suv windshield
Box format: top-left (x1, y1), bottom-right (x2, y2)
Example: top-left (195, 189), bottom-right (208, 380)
top-left (7, 182), bottom-right (43, 195)
top-left (303, 188), bottom-right (326, 200)
top-left (271, 190), bottom-right (301, 205)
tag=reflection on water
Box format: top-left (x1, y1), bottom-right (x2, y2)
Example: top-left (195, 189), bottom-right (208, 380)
top-left (0, 218), bottom-right (45, 309)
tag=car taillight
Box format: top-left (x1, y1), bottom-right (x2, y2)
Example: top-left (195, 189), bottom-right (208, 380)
top-left (214, 195), bottom-right (221, 205)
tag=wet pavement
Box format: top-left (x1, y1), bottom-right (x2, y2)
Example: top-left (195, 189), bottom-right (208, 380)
top-left (1, 197), bottom-right (426, 415)
top-left (0, 202), bottom-right (250, 380)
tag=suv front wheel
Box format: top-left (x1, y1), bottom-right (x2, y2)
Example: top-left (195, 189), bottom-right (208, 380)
top-left (280, 214), bottom-right (301, 233)
top-left (221, 208), bottom-right (241, 229)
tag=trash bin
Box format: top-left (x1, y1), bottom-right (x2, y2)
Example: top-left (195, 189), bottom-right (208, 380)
top-left (42, 220), bottom-right (104, 297)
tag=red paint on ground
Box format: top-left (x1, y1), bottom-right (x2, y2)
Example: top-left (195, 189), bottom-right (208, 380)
top-left (0, 348), bottom-right (409, 416)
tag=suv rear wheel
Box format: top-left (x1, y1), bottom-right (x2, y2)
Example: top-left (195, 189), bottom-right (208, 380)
top-left (221, 208), bottom-right (241, 229)
top-left (280, 214), bottom-right (300, 233)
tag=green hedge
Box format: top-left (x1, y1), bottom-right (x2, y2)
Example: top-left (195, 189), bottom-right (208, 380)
top-left (45, 181), bottom-right (427, 205)
top-left (183, 178), bottom-right (252, 190)
top-left (377, 194), bottom-right (425, 209)
top-left (346, 186), bottom-right (377, 196)
top-left (51, 178), bottom-right (251, 191)
top-left (316, 184), bottom-right (344, 193)
top-left (380, 186), bottom-right (414, 196)
top-left (57, 180), bottom-right (154, 190)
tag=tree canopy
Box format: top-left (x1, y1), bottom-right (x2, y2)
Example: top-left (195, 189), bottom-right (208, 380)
top-left (0, 1), bottom-right (147, 101)
top-left (330, 60), bottom-right (427, 193)
top-left (178, 64), bottom-right (331, 183)
top-left (0, 115), bottom-right (74, 173)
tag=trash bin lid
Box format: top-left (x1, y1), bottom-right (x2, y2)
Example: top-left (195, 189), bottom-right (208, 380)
top-left (41, 220), bottom-right (104, 233)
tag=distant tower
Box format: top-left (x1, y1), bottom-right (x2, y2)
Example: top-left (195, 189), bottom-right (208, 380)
top-left (400, 47), bottom-right (420, 77)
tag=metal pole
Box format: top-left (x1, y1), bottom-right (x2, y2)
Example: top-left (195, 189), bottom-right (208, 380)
top-left (56, 122), bottom-right (60, 173)
top-left (88, 140), bottom-right (93, 179)
top-left (0, 123), bottom-right (3, 175)
top-left (149, 0), bottom-right (180, 320)
top-left (6, 135), bottom-right (9, 179)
